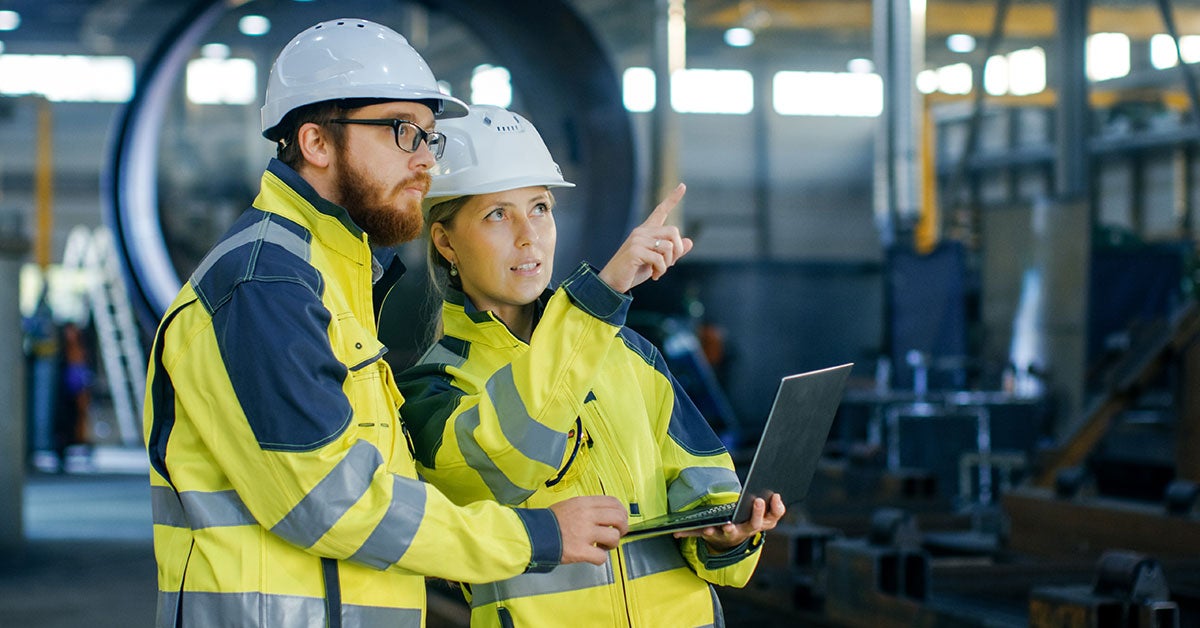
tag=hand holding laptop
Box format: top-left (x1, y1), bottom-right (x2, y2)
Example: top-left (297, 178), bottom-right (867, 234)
top-left (672, 493), bottom-right (786, 550)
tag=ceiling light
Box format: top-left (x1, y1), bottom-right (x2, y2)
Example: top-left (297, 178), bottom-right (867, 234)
top-left (0, 11), bottom-right (20, 31)
top-left (724, 27), bottom-right (755, 48)
top-left (847, 58), bottom-right (875, 74)
top-left (946, 34), bottom-right (976, 54)
top-left (200, 43), bottom-right (230, 60)
top-left (238, 15), bottom-right (270, 37)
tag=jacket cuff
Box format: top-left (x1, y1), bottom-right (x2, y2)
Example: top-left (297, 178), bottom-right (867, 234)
top-left (514, 507), bottom-right (562, 573)
top-left (561, 262), bottom-right (632, 327)
top-left (698, 532), bottom-right (764, 570)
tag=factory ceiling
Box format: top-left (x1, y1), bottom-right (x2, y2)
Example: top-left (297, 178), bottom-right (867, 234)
top-left (4, 0), bottom-right (1200, 65)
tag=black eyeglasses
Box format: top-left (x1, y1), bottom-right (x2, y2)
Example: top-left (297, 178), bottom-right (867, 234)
top-left (329, 118), bottom-right (447, 159)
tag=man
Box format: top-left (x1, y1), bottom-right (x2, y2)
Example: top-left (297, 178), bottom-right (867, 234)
top-left (144, 18), bottom-right (627, 627)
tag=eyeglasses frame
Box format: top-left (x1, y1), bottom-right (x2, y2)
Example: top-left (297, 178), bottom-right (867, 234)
top-left (328, 118), bottom-right (447, 159)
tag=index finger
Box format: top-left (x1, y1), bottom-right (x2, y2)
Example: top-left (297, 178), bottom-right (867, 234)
top-left (597, 505), bottom-right (630, 534)
top-left (644, 182), bottom-right (687, 227)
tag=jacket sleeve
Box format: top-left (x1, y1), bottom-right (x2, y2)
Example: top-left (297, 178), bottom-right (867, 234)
top-left (397, 263), bottom-right (631, 506)
top-left (647, 344), bottom-right (763, 587)
top-left (159, 278), bottom-right (563, 582)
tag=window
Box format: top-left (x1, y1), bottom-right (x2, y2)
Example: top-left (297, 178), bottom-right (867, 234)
top-left (671, 68), bottom-right (753, 114)
top-left (773, 71), bottom-right (882, 117)
top-left (470, 64), bottom-right (512, 108)
top-left (0, 54), bottom-right (134, 102)
top-left (623, 67), bottom-right (655, 112)
top-left (186, 58), bottom-right (256, 105)
top-left (1087, 33), bottom-right (1130, 81)
top-left (622, 67), bottom-right (753, 114)
top-left (1150, 33), bottom-right (1200, 69)
top-left (1007, 47), bottom-right (1046, 96)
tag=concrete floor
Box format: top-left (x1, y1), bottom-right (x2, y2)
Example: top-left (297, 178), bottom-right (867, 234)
top-left (0, 451), bottom-right (157, 628)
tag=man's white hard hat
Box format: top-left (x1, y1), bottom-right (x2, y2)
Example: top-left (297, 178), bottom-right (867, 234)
top-left (424, 104), bottom-right (575, 209)
top-left (261, 18), bottom-right (468, 140)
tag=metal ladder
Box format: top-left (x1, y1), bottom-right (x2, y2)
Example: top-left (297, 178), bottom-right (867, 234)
top-left (62, 225), bottom-right (145, 447)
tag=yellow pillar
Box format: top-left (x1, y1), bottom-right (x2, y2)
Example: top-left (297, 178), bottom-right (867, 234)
top-left (915, 95), bottom-right (939, 255)
top-left (35, 97), bottom-right (53, 270)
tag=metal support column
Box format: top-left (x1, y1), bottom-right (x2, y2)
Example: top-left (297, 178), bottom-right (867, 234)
top-left (0, 224), bottom-right (29, 556)
top-left (1038, 0), bottom-right (1091, 431)
top-left (1056, 0), bottom-right (1089, 202)
top-left (650, 0), bottom-right (685, 221)
top-left (872, 0), bottom-right (926, 246)
top-left (753, 56), bottom-right (772, 256)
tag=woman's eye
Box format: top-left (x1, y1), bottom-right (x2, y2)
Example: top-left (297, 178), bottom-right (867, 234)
top-left (532, 203), bottom-right (551, 216)
top-left (485, 208), bottom-right (505, 221)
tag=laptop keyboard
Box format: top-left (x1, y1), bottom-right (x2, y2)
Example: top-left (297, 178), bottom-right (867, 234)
top-left (673, 501), bottom-right (737, 523)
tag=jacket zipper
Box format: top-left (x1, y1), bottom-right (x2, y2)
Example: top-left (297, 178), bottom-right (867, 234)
top-left (586, 400), bottom-right (639, 516)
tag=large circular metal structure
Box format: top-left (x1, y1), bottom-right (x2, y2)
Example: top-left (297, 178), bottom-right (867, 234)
top-left (104, 0), bottom-right (640, 332)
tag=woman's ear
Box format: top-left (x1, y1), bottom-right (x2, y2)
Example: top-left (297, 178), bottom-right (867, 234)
top-left (297, 122), bottom-right (331, 169)
top-left (430, 222), bottom-right (456, 266)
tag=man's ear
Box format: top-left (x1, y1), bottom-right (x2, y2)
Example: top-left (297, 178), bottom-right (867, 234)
top-left (430, 222), bottom-right (456, 266)
top-left (297, 122), bottom-right (332, 169)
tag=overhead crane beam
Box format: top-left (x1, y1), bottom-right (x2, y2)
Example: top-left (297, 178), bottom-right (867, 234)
top-left (696, 0), bottom-right (1200, 40)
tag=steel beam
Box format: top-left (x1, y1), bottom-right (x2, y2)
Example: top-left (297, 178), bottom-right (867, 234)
top-left (1004, 487), bottom-right (1200, 559)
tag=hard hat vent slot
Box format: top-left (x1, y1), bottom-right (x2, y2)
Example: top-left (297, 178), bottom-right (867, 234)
top-left (481, 114), bottom-right (524, 133)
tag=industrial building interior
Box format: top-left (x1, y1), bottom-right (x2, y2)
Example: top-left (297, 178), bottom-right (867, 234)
top-left (1, 0), bottom-right (1199, 625)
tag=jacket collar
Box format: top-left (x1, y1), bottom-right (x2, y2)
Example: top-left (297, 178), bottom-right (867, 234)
top-left (264, 158), bottom-right (366, 238)
top-left (442, 286), bottom-right (551, 347)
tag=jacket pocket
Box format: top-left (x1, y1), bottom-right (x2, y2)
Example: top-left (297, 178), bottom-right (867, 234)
top-left (330, 314), bottom-right (393, 448)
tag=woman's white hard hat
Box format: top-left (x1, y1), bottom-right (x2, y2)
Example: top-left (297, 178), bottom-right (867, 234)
top-left (261, 18), bottom-right (468, 139)
top-left (424, 104), bottom-right (575, 209)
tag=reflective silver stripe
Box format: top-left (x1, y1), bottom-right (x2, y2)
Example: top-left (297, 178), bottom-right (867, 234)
top-left (418, 342), bottom-right (467, 369)
top-left (180, 591), bottom-right (324, 626)
top-left (348, 475), bottom-right (427, 569)
top-left (488, 365), bottom-right (567, 468)
top-left (151, 486), bottom-right (257, 529)
top-left (169, 590), bottom-right (418, 627)
top-left (272, 440), bottom-right (383, 548)
top-left (456, 406), bottom-right (535, 505)
top-left (667, 466), bottom-right (741, 511)
top-left (624, 535), bottom-right (687, 580)
top-left (156, 590), bottom-right (178, 628)
top-left (262, 219), bottom-right (312, 262)
top-left (181, 489), bottom-right (257, 528)
top-left (710, 583), bottom-right (724, 628)
top-left (191, 215), bottom-right (310, 285)
top-left (150, 485), bottom-right (188, 528)
top-left (344, 604), bottom-right (423, 627)
top-left (470, 559), bottom-right (615, 607)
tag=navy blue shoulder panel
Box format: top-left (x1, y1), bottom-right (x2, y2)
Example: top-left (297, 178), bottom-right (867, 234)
top-left (196, 209), bottom-right (351, 452)
top-left (191, 210), bottom-right (321, 314)
top-left (617, 327), bottom-right (726, 457)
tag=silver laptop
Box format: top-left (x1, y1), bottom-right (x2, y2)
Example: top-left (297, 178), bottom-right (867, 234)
top-left (625, 363), bottom-right (853, 539)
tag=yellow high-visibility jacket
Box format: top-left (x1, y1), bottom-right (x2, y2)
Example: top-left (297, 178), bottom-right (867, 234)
top-left (395, 265), bottom-right (763, 627)
top-left (144, 159), bottom-right (565, 628)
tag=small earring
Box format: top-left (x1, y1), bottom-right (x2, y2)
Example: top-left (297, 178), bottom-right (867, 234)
top-left (449, 263), bottom-right (458, 277)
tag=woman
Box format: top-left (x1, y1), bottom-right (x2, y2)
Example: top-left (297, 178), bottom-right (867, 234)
top-left (395, 105), bottom-right (784, 627)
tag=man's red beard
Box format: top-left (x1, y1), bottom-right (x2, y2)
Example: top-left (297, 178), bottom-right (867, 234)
top-left (335, 148), bottom-right (430, 247)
